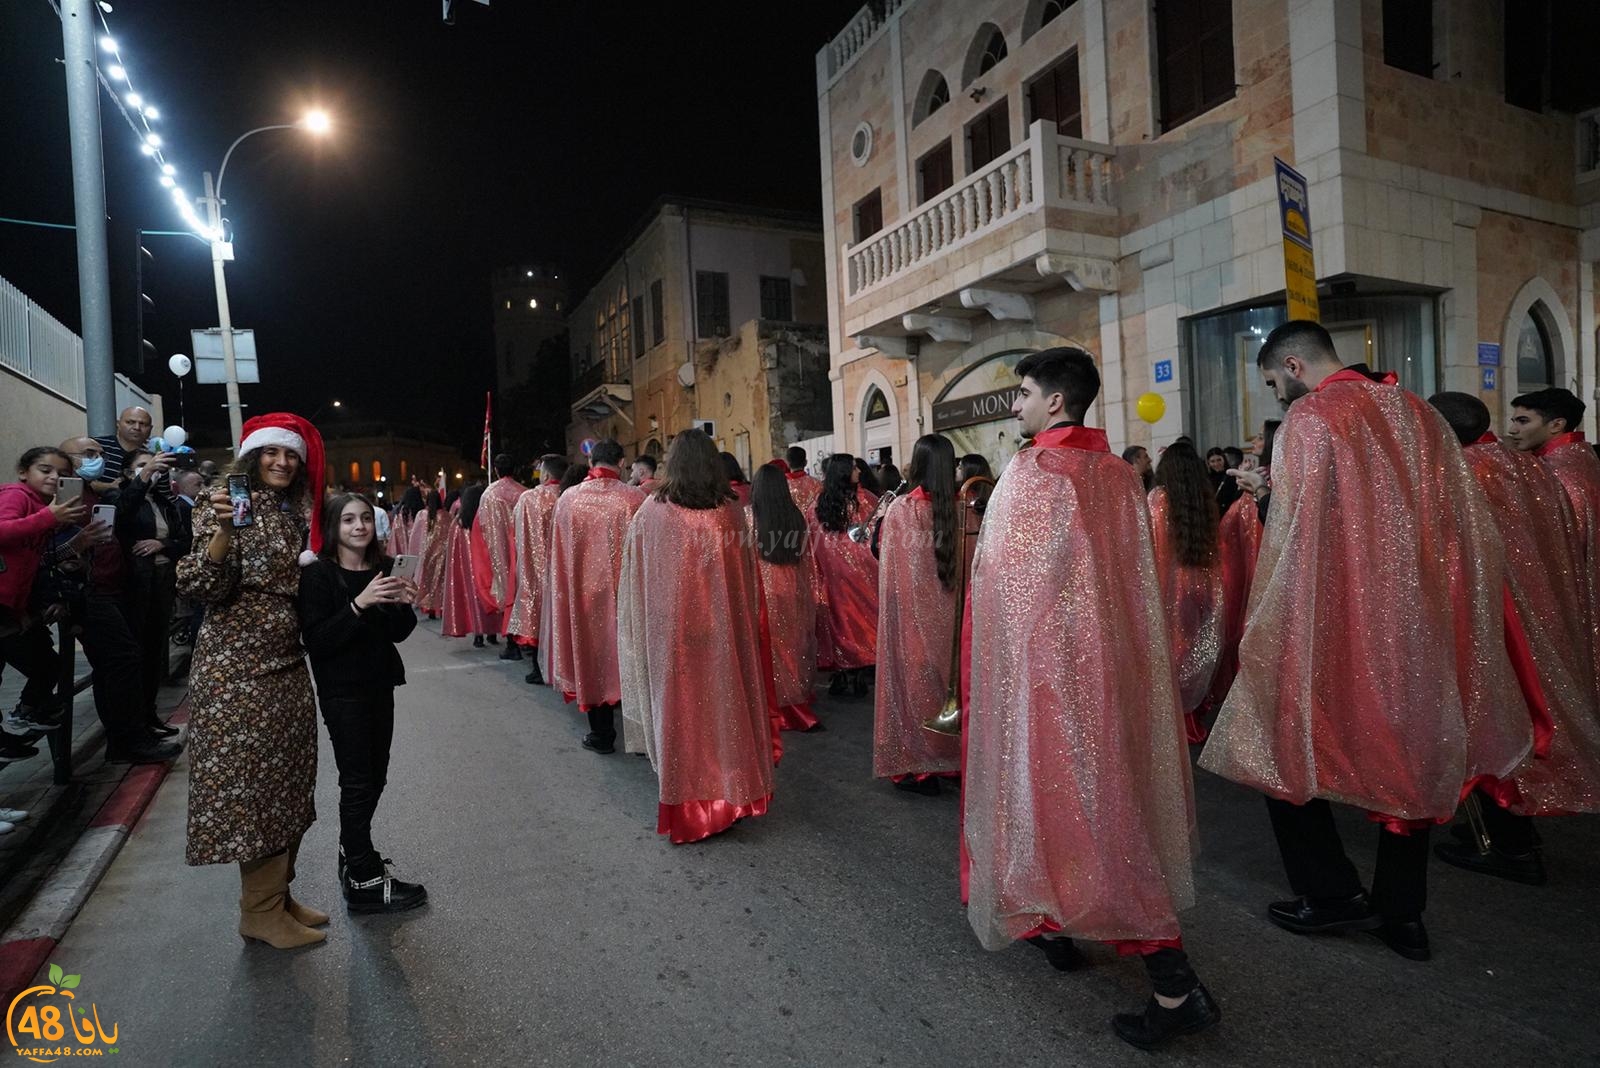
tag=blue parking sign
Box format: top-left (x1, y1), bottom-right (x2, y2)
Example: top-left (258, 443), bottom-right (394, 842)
top-left (1153, 359), bottom-right (1173, 384)
top-left (1481, 367), bottom-right (1497, 391)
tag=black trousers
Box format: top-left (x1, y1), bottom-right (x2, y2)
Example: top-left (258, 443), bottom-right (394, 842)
top-left (1265, 797), bottom-right (1431, 921)
top-left (0, 624), bottom-right (60, 709)
top-left (319, 688), bottom-right (395, 859)
top-left (124, 558), bottom-right (176, 716)
top-left (586, 704), bottom-right (617, 746)
top-left (1474, 787), bottom-right (1536, 854)
top-left (75, 594), bottom-right (147, 745)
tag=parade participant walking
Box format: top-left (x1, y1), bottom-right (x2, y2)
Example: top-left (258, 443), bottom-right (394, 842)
top-left (471, 454), bottom-right (526, 658)
top-left (782, 446), bottom-right (823, 515)
top-left (1147, 441), bottom-right (1224, 743)
top-left (965, 348), bottom-right (1217, 1049)
top-left (416, 491), bottom-right (449, 621)
top-left (748, 463), bottom-right (819, 732)
top-left (442, 482), bottom-right (501, 646)
top-left (1430, 393), bottom-right (1600, 884)
top-left (546, 441), bottom-right (645, 753)
top-left (812, 454), bottom-right (879, 697)
top-left (1210, 421), bottom-right (1274, 707)
top-left (176, 412), bottom-right (330, 950)
top-left (721, 452), bottom-right (752, 506)
top-left (297, 493), bottom-right (426, 912)
top-left (620, 429), bottom-right (774, 843)
top-left (1200, 322), bottom-right (1531, 963)
top-left (508, 455), bottom-right (567, 685)
top-left (872, 434), bottom-right (960, 792)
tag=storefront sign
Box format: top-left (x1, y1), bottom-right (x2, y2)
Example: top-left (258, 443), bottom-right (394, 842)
top-left (1477, 342), bottom-right (1501, 366)
top-left (931, 385), bottom-right (1020, 432)
top-left (1274, 158), bottom-right (1320, 323)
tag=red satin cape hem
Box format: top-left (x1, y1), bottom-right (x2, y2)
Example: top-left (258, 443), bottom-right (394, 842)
top-left (1019, 920), bottom-right (1183, 957)
top-left (656, 795), bottom-right (772, 844)
top-left (774, 702), bottom-right (819, 732)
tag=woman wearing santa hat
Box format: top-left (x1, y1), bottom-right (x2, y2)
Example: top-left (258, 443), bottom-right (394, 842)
top-left (176, 412), bottom-right (330, 949)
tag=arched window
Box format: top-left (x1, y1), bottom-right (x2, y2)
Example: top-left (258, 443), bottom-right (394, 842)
top-left (863, 386), bottom-right (891, 422)
top-left (400, 460), bottom-right (409, 481)
top-left (912, 70), bottom-right (951, 126)
top-left (1024, 0), bottom-right (1076, 40)
top-left (963, 25), bottom-right (1009, 87)
top-left (371, 460), bottom-right (382, 483)
top-left (348, 461), bottom-right (360, 485)
top-left (1516, 301), bottom-right (1560, 391)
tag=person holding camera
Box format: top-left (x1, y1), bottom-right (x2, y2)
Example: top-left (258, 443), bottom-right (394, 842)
top-left (177, 413), bottom-right (327, 950)
top-left (116, 449), bottom-right (189, 736)
top-left (297, 493), bottom-right (426, 913)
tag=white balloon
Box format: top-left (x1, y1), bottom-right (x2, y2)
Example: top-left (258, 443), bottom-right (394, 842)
top-left (168, 353), bottom-right (192, 376)
top-left (162, 425), bottom-right (187, 447)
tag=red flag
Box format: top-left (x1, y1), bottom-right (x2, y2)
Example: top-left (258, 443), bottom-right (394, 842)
top-left (480, 391), bottom-right (493, 471)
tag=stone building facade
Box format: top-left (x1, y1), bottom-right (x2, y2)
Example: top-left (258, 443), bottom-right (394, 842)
top-left (816, 0), bottom-right (1600, 470)
top-left (565, 198), bottom-right (832, 469)
top-left (492, 264), bottom-right (568, 395)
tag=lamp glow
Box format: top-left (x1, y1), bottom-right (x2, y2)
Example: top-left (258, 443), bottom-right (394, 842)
top-left (145, 133), bottom-right (161, 147)
top-left (161, 163), bottom-right (175, 175)
top-left (300, 109), bottom-right (332, 134)
top-left (99, 35), bottom-right (117, 52)
top-left (108, 64), bottom-right (126, 80)
top-left (126, 92), bottom-right (142, 107)
top-left (142, 105), bottom-right (159, 120)
top-left (159, 175), bottom-right (174, 188)
top-left (139, 143), bottom-right (156, 156)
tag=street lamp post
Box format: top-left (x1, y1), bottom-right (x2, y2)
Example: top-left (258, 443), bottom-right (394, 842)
top-left (198, 112), bottom-right (331, 449)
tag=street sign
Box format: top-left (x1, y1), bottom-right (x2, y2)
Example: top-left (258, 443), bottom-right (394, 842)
top-left (190, 328), bottom-right (259, 384)
top-left (1477, 342), bottom-right (1501, 366)
top-left (1154, 359), bottom-right (1173, 384)
top-left (931, 385), bottom-right (1020, 432)
top-left (1482, 367), bottom-right (1497, 391)
top-left (1274, 158), bottom-right (1319, 323)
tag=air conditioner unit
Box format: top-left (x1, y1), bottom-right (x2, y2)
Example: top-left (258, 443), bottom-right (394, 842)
top-left (696, 420), bottom-right (716, 439)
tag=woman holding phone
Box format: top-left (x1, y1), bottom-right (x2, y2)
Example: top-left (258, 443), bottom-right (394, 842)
top-left (177, 412), bottom-right (328, 950)
top-left (297, 493), bottom-right (427, 912)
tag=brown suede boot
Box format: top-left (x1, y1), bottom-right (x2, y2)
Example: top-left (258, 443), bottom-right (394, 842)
top-left (284, 840), bottom-right (330, 927)
top-left (238, 852), bottom-right (326, 949)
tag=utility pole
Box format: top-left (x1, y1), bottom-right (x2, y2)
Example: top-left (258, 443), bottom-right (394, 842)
top-left (200, 170), bottom-right (244, 448)
top-left (59, 0), bottom-right (117, 435)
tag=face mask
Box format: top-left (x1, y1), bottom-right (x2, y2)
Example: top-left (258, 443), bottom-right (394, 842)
top-left (75, 455), bottom-right (105, 480)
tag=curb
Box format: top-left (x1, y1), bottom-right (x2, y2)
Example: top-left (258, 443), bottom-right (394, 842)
top-left (0, 703), bottom-right (188, 1006)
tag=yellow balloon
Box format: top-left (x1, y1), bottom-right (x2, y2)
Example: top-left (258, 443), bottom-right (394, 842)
top-left (1136, 392), bottom-right (1167, 424)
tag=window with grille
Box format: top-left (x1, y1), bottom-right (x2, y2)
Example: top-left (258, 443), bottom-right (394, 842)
top-left (696, 271), bottom-right (730, 338)
top-left (978, 30), bottom-right (1007, 75)
top-left (760, 276), bottom-right (793, 321)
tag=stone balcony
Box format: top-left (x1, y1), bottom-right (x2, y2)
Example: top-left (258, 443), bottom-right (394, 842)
top-left (841, 120), bottom-right (1122, 344)
top-left (570, 360), bottom-right (633, 422)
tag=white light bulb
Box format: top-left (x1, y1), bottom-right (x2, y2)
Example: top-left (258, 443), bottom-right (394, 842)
top-left (140, 143), bottom-right (156, 156)
top-left (99, 36), bottom-right (117, 52)
top-left (160, 175), bottom-right (174, 188)
top-left (171, 187), bottom-right (187, 202)
top-left (161, 163), bottom-right (175, 176)
top-left (145, 133), bottom-right (161, 147)
top-left (126, 92), bottom-right (142, 107)
top-left (108, 64), bottom-right (126, 80)
top-left (142, 105), bottom-right (158, 120)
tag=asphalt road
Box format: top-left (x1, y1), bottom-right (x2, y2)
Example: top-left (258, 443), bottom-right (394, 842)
top-left (36, 619), bottom-right (1599, 1066)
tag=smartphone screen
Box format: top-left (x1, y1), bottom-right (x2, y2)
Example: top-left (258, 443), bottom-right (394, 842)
top-left (55, 476), bottom-right (83, 504)
top-left (391, 554), bottom-right (420, 582)
top-left (91, 504), bottom-right (116, 528)
top-left (227, 474), bottom-right (254, 528)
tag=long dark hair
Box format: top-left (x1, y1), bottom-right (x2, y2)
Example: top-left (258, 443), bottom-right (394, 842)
top-left (875, 463), bottom-right (903, 493)
top-left (853, 457), bottom-right (882, 496)
top-left (654, 429), bottom-right (733, 509)
top-left (720, 451), bottom-right (748, 486)
top-left (1153, 441), bottom-right (1219, 567)
top-left (320, 492), bottom-right (385, 569)
top-left (907, 434), bottom-right (958, 589)
top-left (558, 464), bottom-right (588, 493)
top-left (424, 490), bottom-right (442, 526)
top-left (751, 463), bottom-right (806, 565)
top-left (1260, 419), bottom-right (1283, 469)
top-left (398, 486), bottom-right (424, 521)
top-left (458, 481), bottom-right (486, 529)
top-left (815, 454), bottom-right (859, 533)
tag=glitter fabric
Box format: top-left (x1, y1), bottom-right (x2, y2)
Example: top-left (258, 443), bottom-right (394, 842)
top-left (1465, 436), bottom-right (1600, 815)
top-left (507, 483), bottom-right (560, 643)
top-left (872, 493), bottom-right (960, 779)
top-left (442, 498), bottom-right (503, 638)
top-left (619, 498), bottom-right (775, 842)
top-left (964, 426), bottom-right (1194, 950)
top-left (415, 512), bottom-right (452, 614)
top-left (1536, 435), bottom-right (1600, 678)
top-left (785, 471), bottom-right (823, 515)
top-left (746, 507), bottom-right (819, 720)
top-left (810, 489), bottom-right (880, 671)
top-left (1147, 488), bottom-right (1225, 716)
top-left (1200, 371), bottom-right (1532, 820)
top-left (1209, 492), bottom-right (1264, 707)
top-left (469, 476), bottom-right (526, 620)
top-left (545, 476), bottom-right (646, 707)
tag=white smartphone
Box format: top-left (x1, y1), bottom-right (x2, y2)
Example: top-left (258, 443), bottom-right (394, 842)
top-left (391, 554), bottom-right (420, 582)
top-left (91, 504), bottom-right (116, 527)
top-left (56, 476), bottom-right (83, 504)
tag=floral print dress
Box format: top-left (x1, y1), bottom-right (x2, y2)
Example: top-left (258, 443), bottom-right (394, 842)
top-left (175, 488), bottom-right (317, 865)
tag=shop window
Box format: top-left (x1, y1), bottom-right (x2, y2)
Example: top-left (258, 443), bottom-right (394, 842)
top-left (967, 98), bottom-right (1011, 171)
top-left (1027, 53), bottom-right (1083, 138)
top-left (1155, 0), bottom-right (1235, 131)
top-left (1382, 0), bottom-right (1432, 78)
top-left (853, 189), bottom-right (884, 243)
top-left (918, 140), bottom-right (954, 203)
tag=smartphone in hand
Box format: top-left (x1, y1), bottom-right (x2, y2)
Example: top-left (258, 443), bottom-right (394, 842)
top-left (56, 476), bottom-right (83, 504)
top-left (391, 554), bottom-right (420, 583)
top-left (226, 474), bottom-right (254, 528)
top-left (91, 504), bottom-right (116, 527)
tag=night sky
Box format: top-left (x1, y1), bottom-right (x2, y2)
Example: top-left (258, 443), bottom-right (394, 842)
top-left (1, 0), bottom-right (862, 453)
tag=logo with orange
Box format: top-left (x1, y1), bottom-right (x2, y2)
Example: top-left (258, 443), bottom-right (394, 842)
top-left (7, 964), bottom-right (119, 1062)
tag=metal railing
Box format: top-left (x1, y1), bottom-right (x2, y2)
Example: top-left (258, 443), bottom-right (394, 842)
top-left (0, 273), bottom-right (86, 405)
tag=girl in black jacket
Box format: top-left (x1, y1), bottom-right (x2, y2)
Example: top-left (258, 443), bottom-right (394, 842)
top-left (297, 492), bottom-right (426, 912)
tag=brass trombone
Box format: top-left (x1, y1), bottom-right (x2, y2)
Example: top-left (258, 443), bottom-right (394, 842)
top-left (923, 475), bottom-right (995, 735)
top-left (848, 480), bottom-right (906, 544)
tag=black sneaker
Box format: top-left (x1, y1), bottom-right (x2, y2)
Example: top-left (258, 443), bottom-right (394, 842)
top-left (581, 733), bottom-right (616, 755)
top-left (499, 642), bottom-right (522, 661)
top-left (486, 635), bottom-right (498, 646)
top-left (344, 853), bottom-right (427, 913)
top-left (1112, 985), bottom-right (1221, 1050)
top-left (472, 635), bottom-right (485, 648)
top-left (524, 663), bottom-right (544, 685)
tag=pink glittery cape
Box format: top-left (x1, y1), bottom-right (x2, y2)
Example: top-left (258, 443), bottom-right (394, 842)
top-left (1200, 373), bottom-right (1532, 820)
top-left (507, 483), bottom-right (559, 644)
top-left (416, 513), bottom-right (451, 613)
top-left (470, 477), bottom-right (525, 624)
top-left (618, 498), bottom-right (775, 840)
top-left (442, 500), bottom-right (504, 638)
top-left (546, 476), bottom-right (646, 707)
top-left (810, 489), bottom-right (880, 671)
top-left (746, 507), bottom-right (819, 714)
top-left (1210, 492), bottom-right (1264, 708)
top-left (1147, 488), bottom-right (1225, 717)
top-left (873, 494), bottom-right (960, 779)
top-left (964, 426), bottom-right (1195, 949)
top-left (1472, 437), bottom-right (1600, 815)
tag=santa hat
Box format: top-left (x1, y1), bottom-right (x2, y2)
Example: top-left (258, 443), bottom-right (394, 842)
top-left (238, 412), bottom-right (326, 566)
